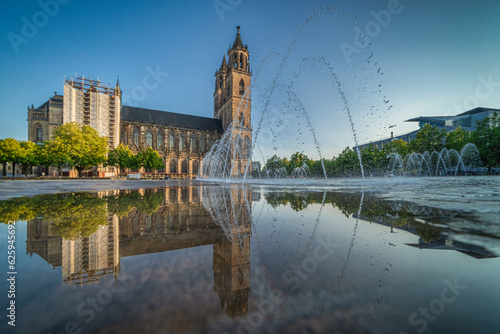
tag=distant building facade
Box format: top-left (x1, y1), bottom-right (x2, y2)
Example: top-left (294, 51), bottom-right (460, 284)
top-left (406, 107), bottom-right (500, 131)
top-left (356, 129), bottom-right (420, 151)
top-left (356, 107), bottom-right (499, 151)
top-left (25, 27), bottom-right (252, 178)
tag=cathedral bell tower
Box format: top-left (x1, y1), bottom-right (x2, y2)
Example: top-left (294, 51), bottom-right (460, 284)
top-left (213, 26), bottom-right (252, 176)
top-left (214, 26), bottom-right (251, 130)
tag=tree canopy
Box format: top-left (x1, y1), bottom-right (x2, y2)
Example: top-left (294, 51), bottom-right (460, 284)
top-left (140, 147), bottom-right (165, 174)
top-left (45, 122), bottom-right (107, 176)
top-left (411, 123), bottom-right (447, 153)
top-left (106, 144), bottom-right (134, 175)
top-left (259, 115), bottom-right (500, 177)
top-left (472, 112), bottom-right (500, 170)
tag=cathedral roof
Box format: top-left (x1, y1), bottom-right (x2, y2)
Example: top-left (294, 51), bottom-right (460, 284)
top-left (33, 94), bottom-right (63, 110)
top-left (121, 106), bottom-right (223, 132)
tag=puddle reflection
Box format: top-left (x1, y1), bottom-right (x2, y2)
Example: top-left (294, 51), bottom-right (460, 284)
top-left (1, 185), bottom-right (499, 333)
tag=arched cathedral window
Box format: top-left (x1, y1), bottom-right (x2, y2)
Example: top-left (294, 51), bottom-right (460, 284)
top-left (35, 124), bottom-right (43, 142)
top-left (238, 112), bottom-right (244, 127)
top-left (179, 132), bottom-right (185, 151)
top-left (121, 127), bottom-right (127, 145)
top-left (157, 131), bottom-right (163, 149)
top-left (169, 131), bottom-right (175, 151)
top-left (146, 129), bottom-right (153, 148)
top-left (190, 133), bottom-right (196, 153)
top-left (133, 127), bottom-right (139, 147)
top-left (239, 79), bottom-right (245, 95)
top-left (200, 136), bottom-right (206, 152)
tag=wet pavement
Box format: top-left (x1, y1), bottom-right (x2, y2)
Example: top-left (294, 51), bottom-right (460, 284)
top-left (0, 180), bottom-right (499, 334)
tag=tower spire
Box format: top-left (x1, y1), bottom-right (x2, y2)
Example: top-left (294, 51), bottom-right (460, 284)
top-left (115, 76), bottom-right (122, 96)
top-left (221, 54), bottom-right (227, 70)
top-left (232, 26), bottom-right (244, 49)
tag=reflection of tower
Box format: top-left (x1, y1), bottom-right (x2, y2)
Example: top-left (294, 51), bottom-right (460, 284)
top-left (210, 186), bottom-right (252, 318)
top-left (26, 213), bottom-right (121, 285)
top-left (214, 26), bottom-right (252, 175)
top-left (213, 232), bottom-right (251, 318)
top-left (62, 214), bottom-right (120, 285)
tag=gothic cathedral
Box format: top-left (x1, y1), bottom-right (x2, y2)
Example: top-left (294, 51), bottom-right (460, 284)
top-left (27, 27), bottom-right (251, 178)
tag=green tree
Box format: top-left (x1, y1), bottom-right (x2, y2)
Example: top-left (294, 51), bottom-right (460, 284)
top-left (43, 137), bottom-right (72, 173)
top-left (139, 147), bottom-right (165, 176)
top-left (36, 143), bottom-right (52, 174)
top-left (382, 139), bottom-right (411, 157)
top-left (308, 159), bottom-right (326, 177)
top-left (471, 112), bottom-right (500, 171)
top-left (287, 152), bottom-right (310, 174)
top-left (361, 143), bottom-right (378, 174)
top-left (446, 126), bottom-right (472, 152)
top-left (322, 159), bottom-right (334, 177)
top-left (128, 152), bottom-right (144, 171)
top-left (412, 124), bottom-right (447, 153)
top-left (19, 141), bottom-right (40, 177)
top-left (263, 155), bottom-right (286, 172)
top-left (46, 123), bottom-right (108, 177)
top-left (0, 138), bottom-right (22, 177)
top-left (106, 144), bottom-right (134, 176)
top-left (332, 147), bottom-right (361, 177)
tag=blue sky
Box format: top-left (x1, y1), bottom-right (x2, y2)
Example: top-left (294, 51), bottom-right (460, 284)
top-left (1, 0), bottom-right (500, 158)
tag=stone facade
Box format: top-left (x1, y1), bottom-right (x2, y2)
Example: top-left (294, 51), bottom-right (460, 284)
top-left (27, 94), bottom-right (63, 143)
top-left (119, 118), bottom-right (221, 175)
top-left (214, 26), bottom-right (253, 175)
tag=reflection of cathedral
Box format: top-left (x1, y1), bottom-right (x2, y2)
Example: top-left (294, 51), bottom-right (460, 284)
top-left (61, 215), bottom-right (120, 285)
top-left (117, 186), bottom-right (253, 318)
top-left (26, 186), bottom-right (253, 317)
top-left (27, 214), bottom-right (120, 286)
